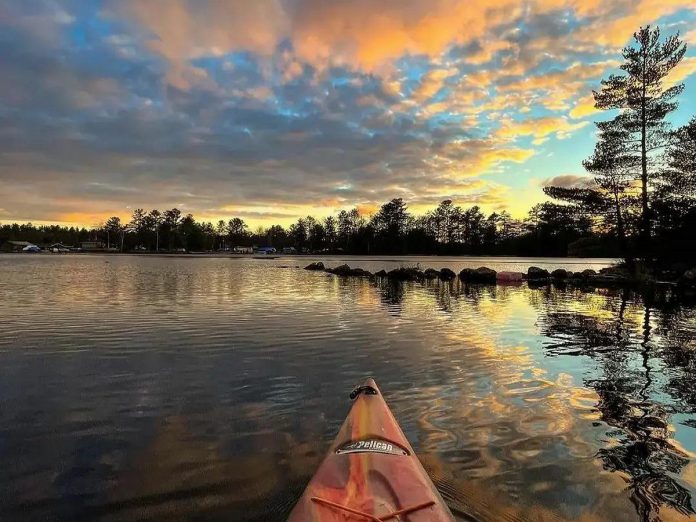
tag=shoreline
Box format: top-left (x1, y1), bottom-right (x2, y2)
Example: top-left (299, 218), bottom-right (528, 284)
top-left (0, 251), bottom-right (620, 262)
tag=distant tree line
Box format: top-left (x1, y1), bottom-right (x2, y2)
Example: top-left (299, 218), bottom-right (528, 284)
top-left (0, 199), bottom-right (619, 257)
top-left (0, 223), bottom-right (93, 248)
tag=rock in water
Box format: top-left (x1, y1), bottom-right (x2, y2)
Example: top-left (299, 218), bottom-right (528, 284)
top-left (496, 271), bottom-right (523, 283)
top-left (551, 268), bottom-right (569, 280)
top-left (387, 267), bottom-right (423, 281)
top-left (304, 262), bottom-right (325, 271)
top-left (439, 268), bottom-right (457, 281)
top-left (460, 267), bottom-right (497, 284)
top-left (459, 268), bottom-right (475, 281)
top-left (527, 266), bottom-right (550, 279)
top-left (473, 266), bottom-right (496, 283)
top-left (423, 268), bottom-right (440, 279)
top-left (331, 264), bottom-right (352, 276)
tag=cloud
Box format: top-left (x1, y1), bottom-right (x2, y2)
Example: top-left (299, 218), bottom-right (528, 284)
top-left (541, 174), bottom-right (596, 189)
top-left (666, 56), bottom-right (696, 86)
top-left (686, 29), bottom-right (696, 44)
top-left (108, 1), bottom-right (287, 89)
top-left (0, 0), bottom-right (695, 226)
top-left (569, 94), bottom-right (600, 119)
top-left (412, 68), bottom-right (456, 102)
top-left (496, 117), bottom-right (590, 142)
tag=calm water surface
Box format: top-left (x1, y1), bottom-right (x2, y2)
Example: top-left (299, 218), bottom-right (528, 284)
top-left (0, 255), bottom-right (695, 521)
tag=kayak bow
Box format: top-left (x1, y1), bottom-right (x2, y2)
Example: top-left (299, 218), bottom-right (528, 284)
top-left (287, 378), bottom-right (455, 521)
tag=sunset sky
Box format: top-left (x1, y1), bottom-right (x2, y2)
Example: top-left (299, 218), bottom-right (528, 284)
top-left (1, 1), bottom-right (696, 228)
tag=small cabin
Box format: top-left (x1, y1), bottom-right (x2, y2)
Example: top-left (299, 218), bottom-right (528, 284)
top-left (81, 241), bottom-right (105, 251)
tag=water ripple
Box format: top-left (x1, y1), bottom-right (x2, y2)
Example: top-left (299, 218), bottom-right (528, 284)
top-left (0, 255), bottom-right (694, 521)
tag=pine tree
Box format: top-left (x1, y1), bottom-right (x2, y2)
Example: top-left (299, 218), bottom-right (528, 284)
top-left (582, 115), bottom-right (639, 258)
top-left (664, 117), bottom-right (696, 197)
top-left (593, 25), bottom-right (686, 251)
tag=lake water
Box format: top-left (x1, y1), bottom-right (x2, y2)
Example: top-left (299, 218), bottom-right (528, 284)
top-left (0, 254), bottom-right (694, 521)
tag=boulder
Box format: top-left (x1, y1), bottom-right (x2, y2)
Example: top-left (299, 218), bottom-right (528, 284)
top-left (349, 268), bottom-right (372, 277)
top-left (459, 268), bottom-right (475, 281)
top-left (328, 264), bottom-right (352, 276)
top-left (527, 266), bottom-right (550, 279)
top-left (460, 267), bottom-right (497, 284)
top-left (496, 271), bottom-right (524, 283)
top-left (579, 269), bottom-right (597, 278)
top-left (374, 269), bottom-right (388, 278)
top-left (423, 268), bottom-right (440, 279)
top-left (304, 261), bottom-right (325, 271)
top-left (387, 267), bottom-right (423, 281)
top-left (473, 266), bottom-right (496, 283)
top-left (439, 268), bottom-right (457, 281)
top-left (551, 268), bottom-right (569, 280)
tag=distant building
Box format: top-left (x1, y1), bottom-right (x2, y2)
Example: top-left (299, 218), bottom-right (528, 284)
top-left (1, 240), bottom-right (33, 253)
top-left (81, 241), bottom-right (105, 251)
top-left (49, 243), bottom-right (72, 252)
top-left (233, 246), bottom-right (253, 254)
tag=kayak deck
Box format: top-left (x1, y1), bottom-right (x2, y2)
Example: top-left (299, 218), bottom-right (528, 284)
top-left (287, 378), bottom-right (455, 521)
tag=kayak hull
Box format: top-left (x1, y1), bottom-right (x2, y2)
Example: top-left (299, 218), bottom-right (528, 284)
top-left (287, 379), bottom-right (455, 521)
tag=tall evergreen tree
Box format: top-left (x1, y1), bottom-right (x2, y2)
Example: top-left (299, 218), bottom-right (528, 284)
top-left (593, 25), bottom-right (686, 249)
top-left (582, 116), bottom-right (639, 257)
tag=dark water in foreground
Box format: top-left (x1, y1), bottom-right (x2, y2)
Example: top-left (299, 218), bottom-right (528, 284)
top-left (0, 255), bottom-right (695, 522)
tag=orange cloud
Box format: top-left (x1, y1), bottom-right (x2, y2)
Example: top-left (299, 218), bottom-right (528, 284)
top-left (686, 29), bottom-right (696, 45)
top-left (289, 0), bottom-right (523, 73)
top-left (110, 0), bottom-right (286, 89)
top-left (666, 56), bottom-right (696, 87)
top-left (496, 117), bottom-right (590, 142)
top-left (569, 94), bottom-right (600, 119)
top-left (465, 39), bottom-right (514, 65)
top-left (413, 68), bottom-right (456, 102)
top-left (112, 0), bottom-right (696, 92)
top-left (574, 0), bottom-right (696, 47)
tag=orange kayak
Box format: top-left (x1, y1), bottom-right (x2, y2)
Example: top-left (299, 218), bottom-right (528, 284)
top-left (287, 378), bottom-right (456, 521)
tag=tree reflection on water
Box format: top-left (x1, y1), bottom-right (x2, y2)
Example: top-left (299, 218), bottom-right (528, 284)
top-left (371, 278), bottom-right (695, 519)
top-left (536, 287), bottom-right (696, 519)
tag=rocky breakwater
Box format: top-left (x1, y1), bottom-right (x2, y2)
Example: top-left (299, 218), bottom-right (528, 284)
top-left (303, 261), bottom-right (696, 293)
top-left (305, 263), bottom-right (460, 282)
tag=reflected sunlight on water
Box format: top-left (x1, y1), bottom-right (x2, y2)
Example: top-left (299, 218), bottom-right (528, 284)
top-left (0, 255), bottom-right (694, 521)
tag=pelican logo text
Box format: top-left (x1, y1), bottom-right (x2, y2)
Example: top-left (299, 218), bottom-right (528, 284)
top-left (336, 439), bottom-right (408, 455)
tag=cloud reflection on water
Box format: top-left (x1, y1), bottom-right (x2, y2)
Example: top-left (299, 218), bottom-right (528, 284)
top-left (0, 256), bottom-right (694, 521)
